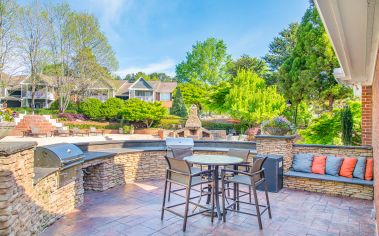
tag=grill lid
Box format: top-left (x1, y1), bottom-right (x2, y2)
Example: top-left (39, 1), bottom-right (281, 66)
top-left (165, 138), bottom-right (194, 150)
top-left (34, 143), bottom-right (84, 169)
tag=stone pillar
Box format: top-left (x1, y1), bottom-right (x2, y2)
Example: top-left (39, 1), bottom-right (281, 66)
top-left (0, 143), bottom-right (37, 235)
top-left (255, 135), bottom-right (296, 172)
top-left (362, 85), bottom-right (373, 145)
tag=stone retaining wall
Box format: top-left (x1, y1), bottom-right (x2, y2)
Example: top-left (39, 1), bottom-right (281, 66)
top-left (0, 143), bottom-right (83, 236)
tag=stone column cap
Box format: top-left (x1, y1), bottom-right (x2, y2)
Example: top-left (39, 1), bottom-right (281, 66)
top-left (255, 135), bottom-right (297, 139)
top-left (0, 142), bottom-right (37, 155)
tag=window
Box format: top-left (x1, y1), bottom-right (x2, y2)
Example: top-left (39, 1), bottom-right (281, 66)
top-left (135, 91), bottom-right (152, 97)
top-left (160, 93), bottom-right (171, 101)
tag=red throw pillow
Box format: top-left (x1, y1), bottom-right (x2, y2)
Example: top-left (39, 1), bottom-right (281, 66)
top-left (339, 158), bottom-right (358, 178)
top-left (311, 155), bottom-right (326, 174)
top-left (365, 159), bottom-right (373, 181)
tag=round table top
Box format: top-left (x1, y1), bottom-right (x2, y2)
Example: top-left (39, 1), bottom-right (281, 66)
top-left (184, 154), bottom-right (243, 166)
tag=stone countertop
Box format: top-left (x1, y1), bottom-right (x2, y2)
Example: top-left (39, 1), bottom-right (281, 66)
top-left (83, 146), bottom-right (256, 162)
top-left (0, 142), bottom-right (37, 156)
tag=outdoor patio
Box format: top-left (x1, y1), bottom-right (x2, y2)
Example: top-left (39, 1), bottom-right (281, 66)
top-left (41, 180), bottom-right (375, 236)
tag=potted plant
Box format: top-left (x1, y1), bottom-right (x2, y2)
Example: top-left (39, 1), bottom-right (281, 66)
top-left (262, 116), bottom-right (292, 136)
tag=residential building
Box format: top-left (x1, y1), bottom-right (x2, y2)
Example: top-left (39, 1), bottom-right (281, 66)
top-left (315, 0), bottom-right (379, 231)
top-left (0, 74), bottom-right (116, 108)
top-left (115, 77), bottom-right (177, 108)
top-left (0, 75), bottom-right (177, 109)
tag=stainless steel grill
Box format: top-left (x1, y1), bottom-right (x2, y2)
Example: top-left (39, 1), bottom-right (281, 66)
top-left (165, 138), bottom-right (194, 157)
top-left (34, 143), bottom-right (84, 187)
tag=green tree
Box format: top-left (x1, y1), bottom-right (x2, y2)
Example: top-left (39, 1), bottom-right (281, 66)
top-left (264, 22), bottom-right (299, 72)
top-left (79, 98), bottom-right (103, 120)
top-left (72, 47), bottom-right (112, 100)
top-left (135, 71), bottom-right (150, 80)
top-left (101, 98), bottom-right (125, 120)
top-left (341, 105), bottom-right (353, 146)
top-left (299, 100), bottom-right (362, 145)
top-left (207, 81), bottom-right (231, 113)
top-left (149, 72), bottom-right (175, 82)
top-left (225, 70), bottom-right (285, 127)
top-left (67, 12), bottom-right (118, 71)
top-left (177, 82), bottom-right (208, 112)
top-left (278, 5), bottom-right (348, 126)
top-left (121, 99), bottom-right (167, 128)
top-left (176, 38), bottom-right (232, 85)
top-left (299, 111), bottom-right (342, 145)
top-left (229, 55), bottom-right (268, 78)
top-left (170, 87), bottom-right (187, 117)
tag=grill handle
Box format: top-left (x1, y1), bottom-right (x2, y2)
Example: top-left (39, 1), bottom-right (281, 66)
top-left (61, 160), bottom-right (84, 170)
top-left (61, 156), bottom-right (84, 165)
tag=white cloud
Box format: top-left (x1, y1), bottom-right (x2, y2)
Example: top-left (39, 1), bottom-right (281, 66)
top-left (116, 58), bottom-right (176, 77)
top-left (90, 0), bottom-right (134, 41)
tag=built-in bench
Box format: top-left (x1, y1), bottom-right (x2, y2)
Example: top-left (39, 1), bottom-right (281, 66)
top-left (284, 170), bottom-right (374, 200)
top-left (285, 170), bottom-right (374, 186)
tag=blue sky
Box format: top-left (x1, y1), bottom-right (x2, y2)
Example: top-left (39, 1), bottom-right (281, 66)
top-left (20, 0), bottom-right (309, 77)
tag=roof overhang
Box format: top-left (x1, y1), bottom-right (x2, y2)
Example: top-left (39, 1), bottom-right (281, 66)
top-left (315, 0), bottom-right (379, 85)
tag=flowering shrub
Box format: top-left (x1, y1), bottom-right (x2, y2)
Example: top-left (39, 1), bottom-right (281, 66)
top-left (0, 108), bottom-right (15, 122)
top-left (58, 113), bottom-right (86, 121)
top-left (262, 116), bottom-right (292, 136)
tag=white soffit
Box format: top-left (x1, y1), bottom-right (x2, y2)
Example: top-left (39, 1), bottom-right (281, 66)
top-left (315, 0), bottom-right (379, 85)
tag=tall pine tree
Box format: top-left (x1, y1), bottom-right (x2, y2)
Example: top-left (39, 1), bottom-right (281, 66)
top-left (278, 5), bottom-right (351, 126)
top-left (170, 88), bottom-right (188, 117)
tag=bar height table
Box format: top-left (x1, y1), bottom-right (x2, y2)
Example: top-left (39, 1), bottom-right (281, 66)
top-left (184, 154), bottom-right (243, 220)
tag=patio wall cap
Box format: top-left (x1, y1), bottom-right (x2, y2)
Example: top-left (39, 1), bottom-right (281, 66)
top-left (74, 140), bottom-right (164, 146)
top-left (0, 141), bottom-right (37, 156)
top-left (255, 135), bottom-right (297, 139)
top-left (293, 143), bottom-right (372, 150)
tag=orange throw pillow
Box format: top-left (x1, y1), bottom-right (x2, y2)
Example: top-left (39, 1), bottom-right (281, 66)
top-left (311, 155), bottom-right (326, 174)
top-left (365, 159), bottom-right (373, 181)
top-left (339, 158), bottom-right (358, 178)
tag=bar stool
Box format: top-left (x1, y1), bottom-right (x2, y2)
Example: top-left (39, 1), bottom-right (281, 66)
top-left (161, 156), bottom-right (215, 232)
top-left (221, 157), bottom-right (272, 230)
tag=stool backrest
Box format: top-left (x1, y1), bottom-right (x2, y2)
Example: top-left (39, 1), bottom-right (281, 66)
top-left (227, 148), bottom-right (250, 162)
top-left (171, 147), bottom-right (193, 160)
top-left (251, 156), bottom-right (267, 183)
top-left (164, 156), bottom-right (191, 174)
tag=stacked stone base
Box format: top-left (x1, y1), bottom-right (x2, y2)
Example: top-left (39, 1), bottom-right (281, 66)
top-left (0, 147), bottom-right (83, 235)
top-left (284, 176), bottom-right (373, 200)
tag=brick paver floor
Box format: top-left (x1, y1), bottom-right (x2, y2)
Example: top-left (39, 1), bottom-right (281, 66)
top-left (41, 180), bottom-right (375, 236)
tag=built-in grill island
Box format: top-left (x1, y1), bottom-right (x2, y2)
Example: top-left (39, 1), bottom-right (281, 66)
top-left (34, 143), bottom-right (84, 187)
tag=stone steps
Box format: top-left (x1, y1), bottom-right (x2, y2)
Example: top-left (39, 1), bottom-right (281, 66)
top-left (11, 115), bottom-right (64, 136)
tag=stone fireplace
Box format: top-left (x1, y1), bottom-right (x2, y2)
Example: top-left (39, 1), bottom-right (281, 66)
top-left (173, 105), bottom-right (213, 140)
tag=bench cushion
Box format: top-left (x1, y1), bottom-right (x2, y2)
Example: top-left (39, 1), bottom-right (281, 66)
top-left (292, 153), bottom-right (313, 173)
top-left (285, 170), bottom-right (374, 186)
top-left (365, 159), bottom-right (373, 180)
top-left (325, 155), bottom-right (343, 176)
top-left (353, 157), bottom-right (366, 180)
top-left (339, 157), bottom-right (358, 178)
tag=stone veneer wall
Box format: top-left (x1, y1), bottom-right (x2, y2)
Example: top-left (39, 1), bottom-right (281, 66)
top-left (255, 135), bottom-right (294, 171)
top-left (284, 176), bottom-right (373, 200)
top-left (82, 150), bottom-right (227, 192)
top-left (0, 143), bottom-right (83, 235)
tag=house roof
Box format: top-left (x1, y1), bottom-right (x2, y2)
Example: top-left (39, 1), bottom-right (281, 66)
top-left (19, 74), bottom-right (117, 90)
top-left (115, 77), bottom-right (177, 96)
top-left (0, 73), bottom-right (27, 90)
